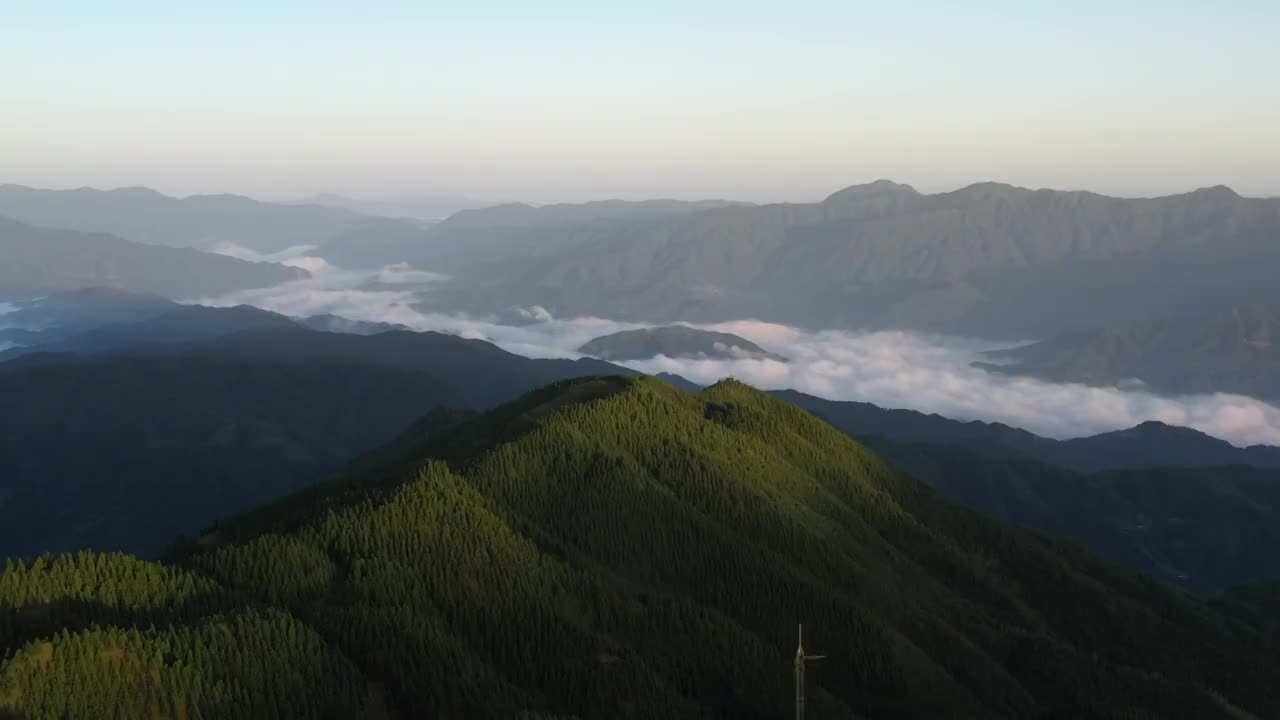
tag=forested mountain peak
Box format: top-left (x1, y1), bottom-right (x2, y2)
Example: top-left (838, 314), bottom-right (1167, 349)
top-left (130, 376), bottom-right (1280, 717)
top-left (5, 376), bottom-right (1280, 716)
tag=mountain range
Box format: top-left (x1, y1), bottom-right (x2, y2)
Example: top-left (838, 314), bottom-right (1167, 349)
top-left (313, 197), bottom-right (745, 269)
top-left (0, 184), bottom-right (369, 252)
top-left (3, 377), bottom-right (1278, 719)
top-left (774, 389), bottom-right (1280, 472)
top-left (978, 305), bottom-right (1280, 403)
top-left (11, 180), bottom-right (1280, 350)
top-left (0, 216), bottom-right (304, 297)
top-left (392, 181), bottom-right (1280, 339)
top-left (300, 192), bottom-right (491, 220)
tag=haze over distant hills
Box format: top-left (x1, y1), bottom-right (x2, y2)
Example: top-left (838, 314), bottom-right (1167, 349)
top-left (0, 216), bottom-right (304, 297)
top-left (8, 178), bottom-right (1275, 408)
top-left (300, 192), bottom-right (491, 220)
top-left (0, 184), bottom-right (369, 252)
top-left (314, 197), bottom-right (747, 269)
top-left (14, 179), bottom-right (1280, 346)
top-left (408, 181), bottom-right (1280, 338)
top-left (979, 305), bottom-right (1280, 403)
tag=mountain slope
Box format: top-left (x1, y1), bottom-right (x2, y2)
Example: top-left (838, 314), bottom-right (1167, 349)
top-left (0, 355), bottom-right (455, 558)
top-left (0, 287), bottom-right (178, 349)
top-left (0, 184), bottom-right (369, 251)
top-left (184, 325), bottom-right (640, 408)
top-left (4, 377), bottom-right (1278, 719)
top-left (861, 436), bottom-right (1280, 590)
top-left (0, 309), bottom-right (649, 558)
top-left (302, 191), bottom-right (487, 220)
top-left (0, 216), bottom-right (305, 296)
top-left (0, 303), bottom-right (304, 362)
top-left (421, 182), bottom-right (1280, 336)
top-left (0, 553), bottom-right (373, 718)
top-left (315, 198), bottom-right (747, 269)
top-left (979, 305), bottom-right (1280, 402)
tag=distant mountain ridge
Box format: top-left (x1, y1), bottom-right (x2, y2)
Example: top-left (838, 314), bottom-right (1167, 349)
top-left (0, 216), bottom-right (305, 297)
top-left (300, 192), bottom-right (489, 220)
top-left (772, 389), bottom-right (1280, 471)
top-left (314, 196), bottom-right (747, 268)
top-left (0, 291), bottom-right (408, 355)
top-left (415, 180), bottom-right (1280, 337)
top-left (979, 305), bottom-right (1280, 402)
top-left (0, 184), bottom-right (370, 252)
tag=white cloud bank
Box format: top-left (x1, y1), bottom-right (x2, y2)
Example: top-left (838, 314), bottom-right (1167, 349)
top-left (211, 242), bottom-right (320, 265)
top-left (376, 262), bottom-right (451, 285)
top-left (193, 267), bottom-right (1280, 448)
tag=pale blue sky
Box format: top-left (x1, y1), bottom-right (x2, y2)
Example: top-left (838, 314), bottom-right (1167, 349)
top-left (4, 1), bottom-right (1278, 202)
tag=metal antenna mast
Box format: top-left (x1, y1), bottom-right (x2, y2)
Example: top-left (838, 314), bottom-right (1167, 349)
top-left (795, 624), bottom-right (825, 720)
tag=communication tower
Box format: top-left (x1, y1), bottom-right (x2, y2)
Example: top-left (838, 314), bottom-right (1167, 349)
top-left (795, 624), bottom-right (825, 720)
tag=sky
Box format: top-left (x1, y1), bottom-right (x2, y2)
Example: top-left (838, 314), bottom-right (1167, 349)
top-left (4, 1), bottom-right (1279, 203)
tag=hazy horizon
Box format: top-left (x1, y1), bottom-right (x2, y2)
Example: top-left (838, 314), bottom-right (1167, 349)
top-left (5, 2), bottom-right (1278, 202)
top-left (2, 177), bottom-right (1277, 210)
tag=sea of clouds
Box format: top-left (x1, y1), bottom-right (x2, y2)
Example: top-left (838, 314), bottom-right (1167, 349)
top-left (194, 249), bottom-right (1280, 448)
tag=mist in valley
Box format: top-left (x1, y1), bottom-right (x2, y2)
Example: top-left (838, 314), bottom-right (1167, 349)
top-left (191, 248), bottom-right (1280, 448)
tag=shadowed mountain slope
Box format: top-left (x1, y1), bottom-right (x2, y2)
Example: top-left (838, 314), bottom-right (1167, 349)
top-left (0, 216), bottom-right (305, 296)
top-left (773, 389), bottom-right (1280, 472)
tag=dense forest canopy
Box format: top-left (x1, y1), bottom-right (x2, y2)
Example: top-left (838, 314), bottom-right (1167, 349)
top-left (2, 377), bottom-right (1278, 719)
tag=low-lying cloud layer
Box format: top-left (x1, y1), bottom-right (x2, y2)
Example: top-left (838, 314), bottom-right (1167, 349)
top-left (376, 262), bottom-right (451, 285)
top-left (195, 261), bottom-right (1280, 448)
top-left (212, 243), bottom-right (319, 265)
